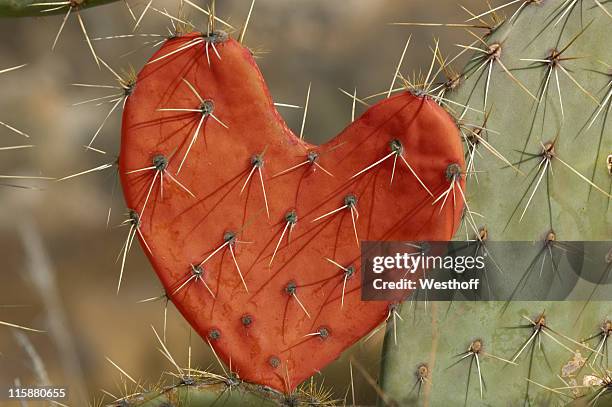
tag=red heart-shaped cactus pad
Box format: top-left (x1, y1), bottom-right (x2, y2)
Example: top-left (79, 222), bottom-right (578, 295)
top-left (120, 32), bottom-right (465, 392)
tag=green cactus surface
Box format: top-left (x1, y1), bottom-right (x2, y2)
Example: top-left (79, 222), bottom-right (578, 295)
top-left (106, 374), bottom-right (338, 407)
top-left (380, 1), bottom-right (611, 406)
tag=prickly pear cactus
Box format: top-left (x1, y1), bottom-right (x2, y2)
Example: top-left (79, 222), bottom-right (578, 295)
top-left (119, 27), bottom-right (465, 393)
top-left (107, 375), bottom-right (337, 407)
top-left (380, 1), bottom-right (611, 406)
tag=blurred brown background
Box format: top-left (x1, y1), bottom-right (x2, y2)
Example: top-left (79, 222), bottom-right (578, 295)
top-left (0, 0), bottom-right (488, 405)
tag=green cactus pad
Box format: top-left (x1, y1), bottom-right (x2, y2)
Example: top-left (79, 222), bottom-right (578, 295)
top-left (380, 1), bottom-right (611, 406)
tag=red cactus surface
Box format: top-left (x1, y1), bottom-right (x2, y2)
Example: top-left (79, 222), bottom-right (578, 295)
top-left (120, 31), bottom-right (465, 392)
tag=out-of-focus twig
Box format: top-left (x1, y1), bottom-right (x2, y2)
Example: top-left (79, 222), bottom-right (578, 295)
top-left (13, 330), bottom-right (50, 386)
top-left (19, 218), bottom-right (87, 404)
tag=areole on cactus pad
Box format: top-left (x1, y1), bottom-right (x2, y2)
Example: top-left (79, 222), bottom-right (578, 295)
top-left (119, 31), bottom-right (465, 392)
